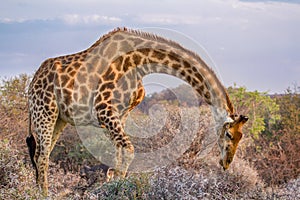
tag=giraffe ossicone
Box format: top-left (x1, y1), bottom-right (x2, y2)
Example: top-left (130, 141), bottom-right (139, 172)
top-left (27, 27), bottom-right (248, 196)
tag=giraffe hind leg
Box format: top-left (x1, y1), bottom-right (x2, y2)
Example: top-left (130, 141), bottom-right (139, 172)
top-left (50, 118), bottom-right (67, 152)
top-left (36, 136), bottom-right (52, 196)
top-left (32, 108), bottom-right (59, 196)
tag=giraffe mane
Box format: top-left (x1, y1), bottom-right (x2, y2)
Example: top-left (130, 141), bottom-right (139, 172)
top-left (91, 27), bottom-right (234, 115)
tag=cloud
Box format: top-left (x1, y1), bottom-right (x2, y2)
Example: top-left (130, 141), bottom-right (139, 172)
top-left (0, 14), bottom-right (122, 26)
top-left (135, 14), bottom-right (203, 25)
top-left (0, 17), bottom-right (26, 24)
top-left (62, 14), bottom-right (122, 25)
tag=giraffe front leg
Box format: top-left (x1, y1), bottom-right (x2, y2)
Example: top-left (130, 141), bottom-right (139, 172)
top-left (113, 141), bottom-right (134, 178)
top-left (121, 141), bottom-right (134, 177)
top-left (114, 145), bottom-right (122, 177)
top-left (98, 111), bottom-right (135, 179)
top-left (112, 134), bottom-right (135, 178)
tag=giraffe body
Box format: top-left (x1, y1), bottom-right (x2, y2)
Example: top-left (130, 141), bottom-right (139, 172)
top-left (27, 27), bottom-right (247, 196)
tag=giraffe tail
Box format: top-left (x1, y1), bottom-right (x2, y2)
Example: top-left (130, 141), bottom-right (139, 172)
top-left (26, 111), bottom-right (38, 180)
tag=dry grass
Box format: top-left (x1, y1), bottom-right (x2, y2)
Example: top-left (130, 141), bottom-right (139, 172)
top-left (0, 102), bottom-right (299, 199)
top-left (1, 131), bottom-right (299, 199)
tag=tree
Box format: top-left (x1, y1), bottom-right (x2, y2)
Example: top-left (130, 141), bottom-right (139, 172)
top-left (227, 85), bottom-right (280, 139)
top-left (276, 87), bottom-right (300, 135)
top-left (0, 74), bottom-right (31, 114)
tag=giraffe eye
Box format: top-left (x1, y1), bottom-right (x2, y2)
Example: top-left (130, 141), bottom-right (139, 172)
top-left (225, 131), bottom-right (233, 140)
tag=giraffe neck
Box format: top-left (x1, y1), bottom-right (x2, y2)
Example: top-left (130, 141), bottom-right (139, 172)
top-left (88, 28), bottom-right (234, 121)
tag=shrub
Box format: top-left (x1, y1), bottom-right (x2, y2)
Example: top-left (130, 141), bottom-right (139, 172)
top-left (0, 140), bottom-right (41, 199)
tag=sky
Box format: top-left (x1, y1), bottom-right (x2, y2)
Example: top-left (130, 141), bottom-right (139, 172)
top-left (0, 0), bottom-right (299, 94)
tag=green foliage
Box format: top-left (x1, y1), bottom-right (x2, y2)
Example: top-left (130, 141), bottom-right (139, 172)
top-left (0, 74), bottom-right (31, 114)
top-left (276, 87), bottom-right (300, 134)
top-left (228, 85), bottom-right (280, 139)
top-left (93, 174), bottom-right (150, 200)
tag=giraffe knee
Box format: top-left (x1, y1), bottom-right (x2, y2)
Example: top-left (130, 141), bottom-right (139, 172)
top-left (125, 144), bottom-right (134, 154)
top-left (123, 139), bottom-right (134, 153)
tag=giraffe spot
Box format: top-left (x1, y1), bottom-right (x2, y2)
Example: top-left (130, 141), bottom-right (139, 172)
top-left (66, 79), bottom-right (74, 89)
top-left (107, 110), bottom-right (113, 117)
top-left (180, 70), bottom-right (186, 76)
top-left (186, 75), bottom-right (191, 83)
top-left (96, 103), bottom-right (107, 110)
top-left (44, 96), bottom-right (51, 104)
top-left (114, 90), bottom-right (121, 99)
top-left (139, 48), bottom-right (151, 56)
top-left (132, 38), bottom-right (144, 46)
top-left (74, 55), bottom-right (81, 60)
top-left (133, 53), bottom-right (142, 66)
top-left (105, 118), bottom-right (111, 123)
top-left (123, 92), bottom-right (131, 103)
top-left (79, 86), bottom-right (89, 103)
top-left (172, 64), bottom-right (181, 70)
top-left (113, 56), bottom-right (124, 71)
top-left (199, 85), bottom-right (204, 91)
top-left (115, 136), bottom-right (122, 142)
top-left (103, 67), bottom-right (116, 81)
top-left (86, 63), bottom-right (96, 74)
top-left (94, 94), bottom-right (102, 104)
top-left (100, 110), bottom-right (106, 116)
top-left (161, 60), bottom-right (169, 66)
top-left (113, 34), bottom-right (125, 40)
top-left (192, 67), bottom-right (198, 73)
top-left (65, 60), bottom-right (71, 65)
top-left (123, 56), bottom-right (132, 72)
top-left (168, 51), bottom-right (180, 62)
top-left (148, 58), bottom-right (157, 65)
top-left (63, 89), bottom-right (72, 105)
top-left (183, 60), bottom-right (191, 69)
top-left (204, 91), bottom-right (211, 100)
top-left (36, 79), bottom-right (42, 85)
top-left (60, 75), bottom-right (69, 86)
top-left (89, 55), bottom-right (100, 66)
top-left (117, 105), bottom-right (124, 112)
top-left (100, 82), bottom-right (115, 91)
top-left (47, 84), bottom-right (54, 92)
top-left (120, 41), bottom-right (131, 53)
top-left (152, 50), bottom-right (166, 60)
top-left (48, 72), bottom-right (55, 82)
top-left (77, 73), bottom-right (87, 84)
top-left (196, 88), bottom-right (203, 96)
top-left (103, 91), bottom-right (111, 100)
top-left (73, 62), bottom-right (81, 69)
top-left (121, 81), bottom-right (128, 91)
top-left (67, 56), bottom-right (73, 62)
top-left (195, 73), bottom-right (204, 82)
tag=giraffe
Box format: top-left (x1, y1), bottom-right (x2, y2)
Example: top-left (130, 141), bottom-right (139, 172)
top-left (27, 27), bottom-right (248, 196)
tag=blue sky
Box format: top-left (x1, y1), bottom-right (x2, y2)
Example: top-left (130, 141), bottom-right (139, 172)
top-left (0, 0), bottom-right (299, 93)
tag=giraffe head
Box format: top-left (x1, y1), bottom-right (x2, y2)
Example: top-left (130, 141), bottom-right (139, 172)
top-left (218, 115), bottom-right (248, 170)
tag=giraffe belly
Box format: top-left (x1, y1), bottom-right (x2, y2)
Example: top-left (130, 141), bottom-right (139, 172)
top-left (58, 103), bottom-right (100, 127)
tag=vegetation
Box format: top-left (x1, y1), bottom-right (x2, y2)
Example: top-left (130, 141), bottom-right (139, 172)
top-left (0, 75), bottom-right (299, 199)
